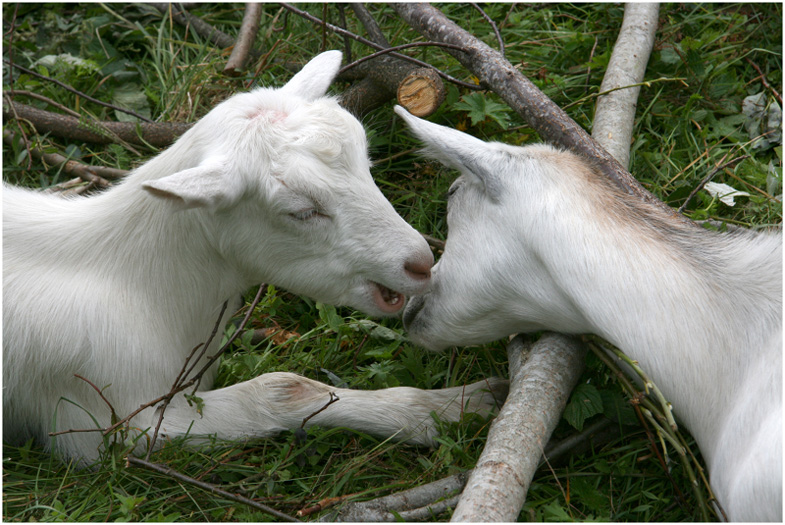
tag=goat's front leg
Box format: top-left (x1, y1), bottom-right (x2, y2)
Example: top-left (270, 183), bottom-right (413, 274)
top-left (153, 372), bottom-right (508, 447)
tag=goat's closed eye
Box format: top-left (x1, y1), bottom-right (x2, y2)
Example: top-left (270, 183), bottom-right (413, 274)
top-left (290, 208), bottom-right (327, 221)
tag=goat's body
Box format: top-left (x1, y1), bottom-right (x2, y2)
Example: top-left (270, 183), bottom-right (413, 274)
top-left (396, 107), bottom-right (782, 521)
top-left (3, 53), bottom-right (507, 465)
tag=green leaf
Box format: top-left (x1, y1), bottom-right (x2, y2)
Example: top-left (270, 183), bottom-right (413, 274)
top-left (316, 302), bottom-right (343, 332)
top-left (454, 92), bottom-right (511, 129)
top-left (112, 83), bottom-right (151, 123)
top-left (563, 383), bottom-right (603, 431)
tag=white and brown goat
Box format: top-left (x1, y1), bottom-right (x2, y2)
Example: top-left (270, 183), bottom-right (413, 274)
top-left (2, 52), bottom-right (506, 465)
top-left (396, 106), bottom-right (782, 522)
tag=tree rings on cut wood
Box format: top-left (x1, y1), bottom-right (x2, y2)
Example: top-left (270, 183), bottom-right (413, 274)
top-left (396, 68), bottom-right (445, 117)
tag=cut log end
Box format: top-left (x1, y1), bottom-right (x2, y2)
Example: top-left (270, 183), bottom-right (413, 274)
top-left (397, 68), bottom-right (445, 117)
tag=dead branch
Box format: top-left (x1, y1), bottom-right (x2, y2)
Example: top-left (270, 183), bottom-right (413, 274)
top-left (592, 3), bottom-right (659, 169)
top-left (224, 3), bottom-right (263, 76)
top-left (149, 3), bottom-right (237, 50)
top-left (127, 456), bottom-right (300, 522)
top-left (391, 3), bottom-right (695, 228)
top-left (450, 334), bottom-right (586, 522)
top-left (3, 129), bottom-right (128, 188)
top-left (3, 101), bottom-right (192, 147)
top-left (327, 471), bottom-right (469, 522)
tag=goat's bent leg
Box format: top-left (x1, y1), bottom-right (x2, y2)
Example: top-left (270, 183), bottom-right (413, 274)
top-left (154, 372), bottom-right (508, 447)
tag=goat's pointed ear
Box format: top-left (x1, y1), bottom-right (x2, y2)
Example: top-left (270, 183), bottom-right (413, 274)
top-left (142, 160), bottom-right (242, 210)
top-left (280, 50), bottom-right (342, 101)
top-left (394, 105), bottom-right (502, 198)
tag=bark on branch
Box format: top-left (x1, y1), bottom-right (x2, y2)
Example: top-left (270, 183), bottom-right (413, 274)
top-left (391, 3), bottom-right (693, 227)
top-left (3, 101), bottom-right (192, 148)
top-left (223, 3), bottom-right (263, 77)
top-left (334, 5), bottom-right (446, 118)
top-left (450, 334), bottom-right (587, 522)
top-left (592, 3), bottom-right (660, 169)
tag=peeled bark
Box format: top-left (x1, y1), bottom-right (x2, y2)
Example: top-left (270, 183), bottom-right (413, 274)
top-left (592, 3), bottom-right (660, 169)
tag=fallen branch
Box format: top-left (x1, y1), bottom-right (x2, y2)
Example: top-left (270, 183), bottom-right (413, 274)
top-left (327, 471), bottom-right (469, 521)
top-left (3, 129), bottom-right (128, 188)
top-left (223, 3), bottom-right (263, 76)
top-left (591, 3), bottom-right (659, 169)
top-left (3, 101), bottom-right (192, 147)
top-left (451, 334), bottom-right (587, 522)
top-left (127, 456), bottom-right (299, 522)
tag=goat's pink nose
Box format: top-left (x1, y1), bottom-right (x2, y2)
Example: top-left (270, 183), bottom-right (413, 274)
top-left (404, 257), bottom-right (433, 281)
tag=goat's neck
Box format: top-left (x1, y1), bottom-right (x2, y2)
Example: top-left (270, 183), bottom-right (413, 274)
top-left (534, 207), bottom-right (780, 458)
top-left (62, 151), bottom-right (246, 352)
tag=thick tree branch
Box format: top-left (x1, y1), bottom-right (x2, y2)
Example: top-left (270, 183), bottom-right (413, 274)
top-left (223, 3), bottom-right (263, 76)
top-left (592, 3), bottom-right (659, 169)
top-left (450, 334), bottom-right (587, 522)
top-left (392, 3), bottom-right (695, 227)
top-left (3, 101), bottom-right (192, 148)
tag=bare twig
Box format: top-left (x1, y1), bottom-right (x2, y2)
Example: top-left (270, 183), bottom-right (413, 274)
top-left (3, 129), bottom-right (127, 187)
top-left (126, 456), bottom-right (300, 522)
top-left (470, 3), bottom-right (505, 58)
top-left (746, 56), bottom-right (783, 106)
top-left (3, 60), bottom-right (154, 123)
top-left (300, 392), bottom-right (340, 429)
top-left (5, 89), bottom-right (82, 117)
top-left (149, 3), bottom-right (238, 50)
top-left (677, 155), bottom-right (751, 213)
top-left (280, 3), bottom-right (480, 91)
top-left (338, 42), bottom-right (468, 76)
top-left (224, 3), bottom-right (263, 76)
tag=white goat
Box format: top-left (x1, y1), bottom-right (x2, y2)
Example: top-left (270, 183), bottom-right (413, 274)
top-left (2, 52), bottom-right (506, 465)
top-left (395, 106), bottom-right (782, 522)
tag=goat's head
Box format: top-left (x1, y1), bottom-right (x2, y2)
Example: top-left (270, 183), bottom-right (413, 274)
top-left (139, 52), bottom-right (433, 316)
top-left (395, 106), bottom-right (597, 349)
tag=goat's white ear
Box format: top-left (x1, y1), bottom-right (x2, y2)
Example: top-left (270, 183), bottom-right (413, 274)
top-left (280, 50), bottom-right (342, 101)
top-left (394, 105), bottom-right (502, 198)
top-left (142, 161), bottom-right (242, 210)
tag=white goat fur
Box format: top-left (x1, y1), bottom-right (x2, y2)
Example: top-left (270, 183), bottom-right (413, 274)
top-left (2, 52), bottom-right (506, 464)
top-left (396, 106), bottom-right (782, 522)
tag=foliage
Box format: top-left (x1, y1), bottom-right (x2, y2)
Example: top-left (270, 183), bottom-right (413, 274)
top-left (3, 3), bottom-right (781, 522)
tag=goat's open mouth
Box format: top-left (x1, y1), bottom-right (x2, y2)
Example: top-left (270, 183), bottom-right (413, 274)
top-left (371, 281), bottom-right (406, 313)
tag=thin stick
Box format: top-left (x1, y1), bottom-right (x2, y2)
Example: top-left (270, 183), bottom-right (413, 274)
top-left (300, 392), bottom-right (340, 429)
top-left (280, 3), bottom-right (480, 91)
top-left (677, 155), bottom-right (750, 214)
top-left (4, 60), bottom-right (153, 123)
top-left (338, 42), bottom-right (468, 76)
top-left (470, 3), bottom-right (505, 58)
top-left (126, 456), bottom-right (300, 522)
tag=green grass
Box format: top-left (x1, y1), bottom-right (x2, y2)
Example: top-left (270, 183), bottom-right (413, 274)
top-left (3, 3), bottom-right (781, 522)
